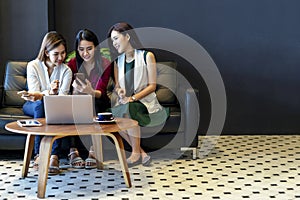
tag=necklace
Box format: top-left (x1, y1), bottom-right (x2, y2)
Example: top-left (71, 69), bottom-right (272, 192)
top-left (126, 57), bottom-right (135, 63)
top-left (125, 51), bottom-right (135, 63)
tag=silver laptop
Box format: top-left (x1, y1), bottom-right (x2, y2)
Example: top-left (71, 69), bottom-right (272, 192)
top-left (43, 95), bottom-right (94, 124)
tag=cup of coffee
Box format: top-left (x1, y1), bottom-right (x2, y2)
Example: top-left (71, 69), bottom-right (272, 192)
top-left (97, 112), bottom-right (114, 121)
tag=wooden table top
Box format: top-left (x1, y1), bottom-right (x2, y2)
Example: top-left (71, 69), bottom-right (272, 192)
top-left (5, 118), bottom-right (138, 136)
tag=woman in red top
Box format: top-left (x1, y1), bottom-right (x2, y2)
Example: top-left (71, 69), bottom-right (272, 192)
top-left (67, 29), bottom-right (112, 169)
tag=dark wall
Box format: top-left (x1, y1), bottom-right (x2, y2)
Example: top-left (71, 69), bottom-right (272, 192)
top-left (0, 0), bottom-right (48, 83)
top-left (53, 0), bottom-right (300, 134)
top-left (2, 0), bottom-right (300, 134)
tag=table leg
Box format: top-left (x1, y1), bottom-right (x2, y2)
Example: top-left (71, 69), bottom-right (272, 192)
top-left (22, 134), bottom-right (35, 178)
top-left (109, 133), bottom-right (131, 188)
top-left (92, 135), bottom-right (104, 169)
top-left (37, 136), bottom-right (54, 198)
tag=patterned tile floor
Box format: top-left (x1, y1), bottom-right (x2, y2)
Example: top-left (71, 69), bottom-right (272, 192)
top-left (0, 135), bottom-right (299, 200)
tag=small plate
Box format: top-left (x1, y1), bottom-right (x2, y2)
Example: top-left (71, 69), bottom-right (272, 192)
top-left (94, 118), bottom-right (116, 123)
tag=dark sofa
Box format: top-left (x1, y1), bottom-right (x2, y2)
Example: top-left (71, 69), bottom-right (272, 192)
top-left (0, 59), bottom-right (199, 156)
top-left (0, 61), bottom-right (29, 150)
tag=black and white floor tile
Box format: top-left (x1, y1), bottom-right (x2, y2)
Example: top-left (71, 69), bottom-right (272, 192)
top-left (0, 135), bottom-right (299, 200)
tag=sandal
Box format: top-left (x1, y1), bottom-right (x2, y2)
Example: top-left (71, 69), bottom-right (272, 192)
top-left (48, 155), bottom-right (60, 175)
top-left (68, 150), bottom-right (85, 169)
top-left (85, 150), bottom-right (97, 169)
top-left (33, 154), bottom-right (39, 171)
top-left (85, 158), bottom-right (97, 169)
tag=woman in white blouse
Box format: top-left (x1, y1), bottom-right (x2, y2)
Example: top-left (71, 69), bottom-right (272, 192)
top-left (21, 31), bottom-right (72, 175)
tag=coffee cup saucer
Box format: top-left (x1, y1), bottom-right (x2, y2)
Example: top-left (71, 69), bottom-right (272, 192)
top-left (94, 117), bottom-right (116, 123)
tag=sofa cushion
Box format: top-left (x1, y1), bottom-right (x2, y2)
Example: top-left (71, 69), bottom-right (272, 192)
top-left (0, 107), bottom-right (29, 118)
top-left (3, 61), bottom-right (28, 107)
top-left (156, 61), bottom-right (177, 105)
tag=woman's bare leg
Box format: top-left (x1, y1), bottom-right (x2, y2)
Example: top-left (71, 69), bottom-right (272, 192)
top-left (119, 126), bottom-right (149, 162)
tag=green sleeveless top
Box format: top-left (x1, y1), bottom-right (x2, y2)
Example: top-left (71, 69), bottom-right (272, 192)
top-left (124, 51), bottom-right (148, 96)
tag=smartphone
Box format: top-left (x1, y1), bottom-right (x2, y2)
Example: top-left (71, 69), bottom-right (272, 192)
top-left (17, 90), bottom-right (30, 97)
top-left (75, 73), bottom-right (85, 82)
top-left (17, 120), bottom-right (42, 127)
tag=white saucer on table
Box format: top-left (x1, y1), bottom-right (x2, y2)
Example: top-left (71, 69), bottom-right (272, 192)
top-left (94, 118), bottom-right (116, 123)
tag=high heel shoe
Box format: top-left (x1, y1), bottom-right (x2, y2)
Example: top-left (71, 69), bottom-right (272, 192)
top-left (142, 155), bottom-right (152, 166)
top-left (127, 157), bottom-right (141, 167)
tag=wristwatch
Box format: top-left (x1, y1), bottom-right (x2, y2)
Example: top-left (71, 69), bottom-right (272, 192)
top-left (131, 96), bottom-right (137, 101)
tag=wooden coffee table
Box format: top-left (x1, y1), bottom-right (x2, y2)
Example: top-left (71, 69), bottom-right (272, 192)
top-left (5, 118), bottom-right (138, 198)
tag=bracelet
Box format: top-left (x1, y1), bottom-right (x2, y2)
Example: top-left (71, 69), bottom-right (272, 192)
top-left (131, 95), bottom-right (137, 101)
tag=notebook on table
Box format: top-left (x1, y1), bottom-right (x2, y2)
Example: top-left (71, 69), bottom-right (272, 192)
top-left (43, 95), bottom-right (94, 124)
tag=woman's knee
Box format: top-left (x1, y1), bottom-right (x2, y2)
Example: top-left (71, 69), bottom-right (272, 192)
top-left (23, 100), bottom-right (45, 118)
top-left (127, 126), bottom-right (141, 137)
top-left (33, 100), bottom-right (45, 118)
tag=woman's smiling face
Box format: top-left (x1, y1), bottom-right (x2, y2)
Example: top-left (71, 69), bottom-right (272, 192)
top-left (110, 30), bottom-right (131, 54)
top-left (77, 40), bottom-right (95, 62)
top-left (46, 44), bottom-right (66, 66)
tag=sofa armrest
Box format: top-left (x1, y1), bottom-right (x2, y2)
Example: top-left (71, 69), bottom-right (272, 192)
top-left (0, 85), bottom-right (4, 108)
top-left (182, 88), bottom-right (199, 147)
top-left (3, 61), bottom-right (27, 107)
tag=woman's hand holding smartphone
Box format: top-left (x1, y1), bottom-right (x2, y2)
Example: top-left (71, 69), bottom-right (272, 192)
top-left (17, 91), bottom-right (42, 101)
top-left (18, 90), bottom-right (34, 101)
top-left (73, 73), bottom-right (85, 93)
top-left (75, 73), bottom-right (85, 85)
top-left (17, 90), bottom-right (30, 97)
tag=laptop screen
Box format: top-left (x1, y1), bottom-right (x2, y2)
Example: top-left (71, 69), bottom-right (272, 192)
top-left (43, 95), bottom-right (94, 124)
